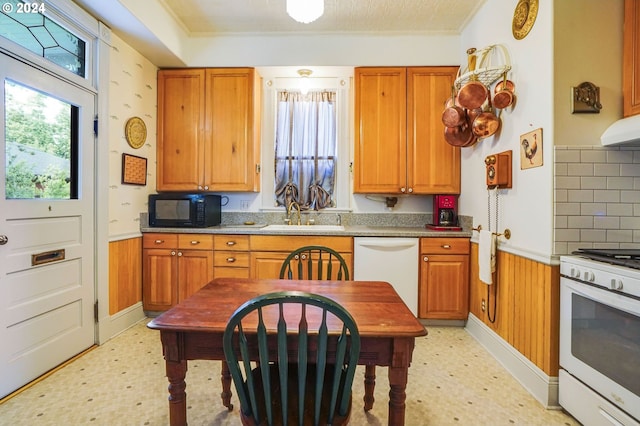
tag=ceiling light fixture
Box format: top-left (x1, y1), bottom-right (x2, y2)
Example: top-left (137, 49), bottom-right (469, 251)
top-left (298, 68), bottom-right (312, 95)
top-left (286, 0), bottom-right (324, 24)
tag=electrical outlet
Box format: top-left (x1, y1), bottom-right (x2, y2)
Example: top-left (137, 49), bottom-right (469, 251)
top-left (481, 299), bottom-right (486, 312)
top-left (240, 200), bottom-right (249, 210)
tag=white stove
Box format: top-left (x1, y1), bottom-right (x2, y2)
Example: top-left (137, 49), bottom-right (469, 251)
top-left (560, 251), bottom-right (640, 426)
top-left (561, 252), bottom-right (640, 299)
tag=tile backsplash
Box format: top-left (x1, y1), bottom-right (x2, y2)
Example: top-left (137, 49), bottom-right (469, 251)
top-left (555, 145), bottom-right (640, 254)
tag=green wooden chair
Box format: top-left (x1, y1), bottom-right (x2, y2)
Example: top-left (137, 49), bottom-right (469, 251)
top-left (223, 291), bottom-right (361, 426)
top-left (279, 245), bottom-right (350, 280)
top-left (279, 245), bottom-right (377, 412)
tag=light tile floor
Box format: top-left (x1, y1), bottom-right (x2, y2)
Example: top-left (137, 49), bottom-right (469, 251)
top-left (0, 321), bottom-right (580, 425)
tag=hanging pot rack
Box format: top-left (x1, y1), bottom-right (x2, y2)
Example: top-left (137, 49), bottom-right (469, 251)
top-left (454, 44), bottom-right (512, 90)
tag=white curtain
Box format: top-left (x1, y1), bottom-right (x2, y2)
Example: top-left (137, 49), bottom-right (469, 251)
top-left (274, 91), bottom-right (336, 210)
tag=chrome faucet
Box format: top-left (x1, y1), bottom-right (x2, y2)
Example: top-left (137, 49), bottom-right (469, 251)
top-left (336, 213), bottom-right (342, 226)
top-left (287, 201), bottom-right (302, 225)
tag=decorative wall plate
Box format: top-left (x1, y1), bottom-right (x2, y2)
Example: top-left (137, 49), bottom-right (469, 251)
top-left (512, 0), bottom-right (538, 40)
top-left (125, 116), bottom-right (147, 149)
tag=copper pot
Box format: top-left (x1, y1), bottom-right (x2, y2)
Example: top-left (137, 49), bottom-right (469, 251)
top-left (442, 87), bottom-right (466, 128)
top-left (444, 117), bottom-right (475, 147)
top-left (493, 73), bottom-right (515, 109)
top-left (471, 98), bottom-right (500, 138)
top-left (457, 48), bottom-right (489, 110)
top-left (466, 106), bottom-right (483, 124)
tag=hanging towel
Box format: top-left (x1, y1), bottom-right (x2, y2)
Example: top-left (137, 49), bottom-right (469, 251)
top-left (478, 229), bottom-right (496, 285)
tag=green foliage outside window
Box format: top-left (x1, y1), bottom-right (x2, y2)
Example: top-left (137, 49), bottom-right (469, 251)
top-left (5, 80), bottom-right (72, 199)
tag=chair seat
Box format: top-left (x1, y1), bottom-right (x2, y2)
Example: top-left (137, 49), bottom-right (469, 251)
top-left (240, 363), bottom-right (352, 426)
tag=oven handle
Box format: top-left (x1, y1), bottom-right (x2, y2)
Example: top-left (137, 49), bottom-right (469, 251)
top-left (561, 277), bottom-right (640, 317)
top-left (598, 408), bottom-right (625, 426)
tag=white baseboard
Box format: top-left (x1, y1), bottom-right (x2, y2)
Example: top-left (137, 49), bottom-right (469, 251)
top-left (97, 302), bottom-right (146, 344)
top-left (465, 313), bottom-right (560, 409)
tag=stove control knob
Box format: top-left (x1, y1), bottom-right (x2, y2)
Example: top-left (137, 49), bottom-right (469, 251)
top-left (584, 271), bottom-right (595, 282)
top-left (571, 268), bottom-right (580, 279)
top-left (610, 279), bottom-right (623, 290)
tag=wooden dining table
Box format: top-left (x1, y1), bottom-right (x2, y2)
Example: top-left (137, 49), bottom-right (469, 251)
top-left (147, 277), bottom-right (427, 426)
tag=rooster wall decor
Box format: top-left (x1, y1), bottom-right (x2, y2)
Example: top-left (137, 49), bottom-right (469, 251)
top-left (520, 128), bottom-right (543, 169)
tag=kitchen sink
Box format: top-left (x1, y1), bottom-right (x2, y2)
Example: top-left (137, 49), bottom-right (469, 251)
top-left (262, 224), bottom-right (345, 232)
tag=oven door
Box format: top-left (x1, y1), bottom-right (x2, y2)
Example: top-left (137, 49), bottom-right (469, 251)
top-left (560, 277), bottom-right (640, 421)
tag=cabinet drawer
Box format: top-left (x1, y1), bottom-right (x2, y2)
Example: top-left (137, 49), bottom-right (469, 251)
top-left (250, 235), bottom-right (352, 253)
top-left (214, 235), bottom-right (250, 251)
top-left (214, 267), bottom-right (250, 279)
top-left (214, 251), bottom-right (250, 268)
top-left (420, 237), bottom-right (469, 254)
top-left (143, 233), bottom-right (178, 249)
top-left (178, 234), bottom-right (214, 250)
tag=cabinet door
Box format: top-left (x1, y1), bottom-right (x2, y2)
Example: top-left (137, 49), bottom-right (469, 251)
top-left (250, 251), bottom-right (288, 279)
top-left (157, 69), bottom-right (206, 191)
top-left (419, 254), bottom-right (469, 319)
top-left (354, 67), bottom-right (407, 194)
top-left (204, 68), bottom-right (261, 191)
top-left (408, 67), bottom-right (461, 194)
top-left (177, 250), bottom-right (214, 302)
top-left (142, 248), bottom-right (178, 311)
top-left (624, 0), bottom-right (640, 117)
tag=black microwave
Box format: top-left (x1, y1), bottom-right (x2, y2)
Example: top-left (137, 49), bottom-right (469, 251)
top-left (148, 193), bottom-right (221, 228)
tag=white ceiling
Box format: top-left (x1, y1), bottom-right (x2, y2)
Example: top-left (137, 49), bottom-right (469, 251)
top-left (159, 0), bottom-right (484, 35)
top-left (72, 0), bottom-right (485, 66)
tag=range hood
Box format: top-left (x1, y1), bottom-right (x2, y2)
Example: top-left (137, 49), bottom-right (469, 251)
top-left (601, 114), bottom-right (640, 146)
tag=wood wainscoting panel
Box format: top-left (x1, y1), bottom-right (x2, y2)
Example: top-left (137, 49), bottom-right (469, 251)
top-left (469, 243), bottom-right (559, 376)
top-left (109, 237), bottom-right (142, 314)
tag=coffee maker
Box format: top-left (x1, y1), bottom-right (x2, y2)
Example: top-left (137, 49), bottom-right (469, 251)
top-left (427, 195), bottom-right (461, 230)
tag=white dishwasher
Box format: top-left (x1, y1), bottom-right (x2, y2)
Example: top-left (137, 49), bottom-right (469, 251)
top-left (353, 237), bottom-right (419, 316)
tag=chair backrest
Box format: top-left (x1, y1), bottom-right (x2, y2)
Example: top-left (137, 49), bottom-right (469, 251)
top-left (279, 245), bottom-right (350, 280)
top-left (223, 291), bottom-right (360, 426)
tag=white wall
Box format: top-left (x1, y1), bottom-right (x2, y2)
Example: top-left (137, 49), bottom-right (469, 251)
top-left (459, 0), bottom-right (555, 262)
top-left (458, 0), bottom-right (623, 262)
top-left (554, 0), bottom-right (623, 146)
top-left (107, 33), bottom-right (158, 239)
top-left (186, 34), bottom-right (461, 67)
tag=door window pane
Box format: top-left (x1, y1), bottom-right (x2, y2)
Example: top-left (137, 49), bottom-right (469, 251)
top-left (4, 79), bottom-right (77, 199)
top-left (0, 0), bottom-right (86, 77)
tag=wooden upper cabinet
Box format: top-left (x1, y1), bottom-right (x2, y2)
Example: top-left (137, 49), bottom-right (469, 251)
top-left (354, 67), bottom-right (407, 194)
top-left (157, 68), bottom-right (261, 192)
top-left (204, 68), bottom-right (261, 192)
top-left (354, 66), bottom-right (460, 195)
top-left (157, 69), bottom-right (205, 191)
top-left (624, 0), bottom-right (640, 117)
top-left (407, 67), bottom-right (460, 194)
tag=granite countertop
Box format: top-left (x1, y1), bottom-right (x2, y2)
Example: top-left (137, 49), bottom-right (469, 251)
top-left (140, 212), bottom-right (473, 238)
top-left (140, 223), bottom-right (471, 238)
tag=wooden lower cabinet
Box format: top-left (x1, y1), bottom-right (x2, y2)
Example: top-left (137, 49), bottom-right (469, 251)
top-left (418, 237), bottom-right (470, 319)
top-left (250, 235), bottom-right (353, 279)
top-left (142, 233), bottom-right (213, 311)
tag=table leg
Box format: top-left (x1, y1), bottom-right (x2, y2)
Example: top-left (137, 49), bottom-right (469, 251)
top-left (166, 359), bottom-right (188, 426)
top-left (387, 365), bottom-right (408, 426)
top-left (220, 360), bottom-right (233, 410)
top-left (364, 365), bottom-right (376, 411)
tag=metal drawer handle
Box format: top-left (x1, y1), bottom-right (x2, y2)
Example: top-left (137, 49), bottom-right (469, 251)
top-left (423, 256), bottom-right (429, 262)
top-left (177, 251), bottom-right (183, 257)
top-left (190, 240), bottom-right (200, 245)
top-left (441, 244), bottom-right (451, 249)
top-left (171, 251), bottom-right (176, 256)
top-left (154, 239), bottom-right (164, 244)
top-left (226, 241), bottom-right (236, 246)
top-left (226, 257), bottom-right (236, 263)
top-left (32, 248), bottom-right (65, 266)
